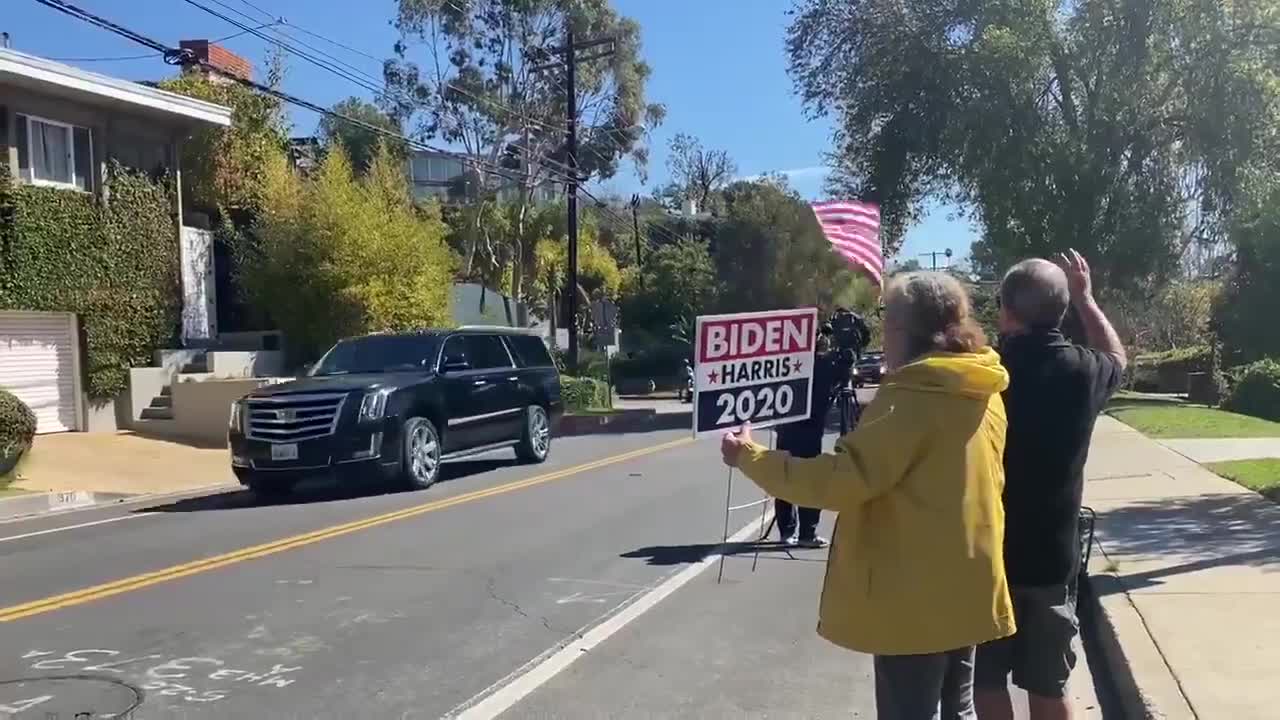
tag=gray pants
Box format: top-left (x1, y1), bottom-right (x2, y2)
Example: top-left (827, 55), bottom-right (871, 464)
top-left (874, 646), bottom-right (976, 720)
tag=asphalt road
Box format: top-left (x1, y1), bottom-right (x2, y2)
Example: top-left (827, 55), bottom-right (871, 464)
top-left (0, 388), bottom-right (1107, 719)
top-left (1, 417), bottom-right (832, 719)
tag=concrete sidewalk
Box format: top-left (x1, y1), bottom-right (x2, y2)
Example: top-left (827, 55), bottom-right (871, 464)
top-left (1084, 417), bottom-right (1280, 720)
top-left (12, 431), bottom-right (236, 495)
top-left (1158, 437), bottom-right (1280, 463)
top-left (519, 510), bottom-right (1105, 719)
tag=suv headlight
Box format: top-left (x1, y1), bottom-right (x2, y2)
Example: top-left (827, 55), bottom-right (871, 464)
top-left (359, 388), bottom-right (393, 422)
top-left (229, 400), bottom-right (244, 432)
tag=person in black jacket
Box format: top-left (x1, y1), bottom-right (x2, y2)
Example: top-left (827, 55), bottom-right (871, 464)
top-left (771, 335), bottom-right (838, 548)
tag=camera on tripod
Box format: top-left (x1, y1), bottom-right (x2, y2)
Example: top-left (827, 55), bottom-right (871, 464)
top-left (823, 308), bottom-right (872, 375)
top-left (818, 308), bottom-right (872, 434)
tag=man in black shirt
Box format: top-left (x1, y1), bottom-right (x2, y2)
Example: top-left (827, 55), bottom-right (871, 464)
top-left (772, 339), bottom-right (838, 548)
top-left (975, 250), bottom-right (1126, 720)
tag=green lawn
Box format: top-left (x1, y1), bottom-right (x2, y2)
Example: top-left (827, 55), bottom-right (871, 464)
top-left (1207, 458), bottom-right (1280, 502)
top-left (1108, 398), bottom-right (1280, 439)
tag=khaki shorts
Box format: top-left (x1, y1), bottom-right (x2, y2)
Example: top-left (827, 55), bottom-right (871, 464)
top-left (974, 584), bottom-right (1079, 698)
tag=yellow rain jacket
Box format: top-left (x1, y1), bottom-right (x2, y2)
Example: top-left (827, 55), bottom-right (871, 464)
top-left (736, 348), bottom-right (1016, 656)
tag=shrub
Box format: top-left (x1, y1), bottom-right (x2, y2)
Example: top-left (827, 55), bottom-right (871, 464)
top-left (1223, 359), bottom-right (1280, 422)
top-left (562, 376), bottom-right (612, 412)
top-left (0, 390), bottom-right (37, 476)
top-left (0, 163), bottom-right (180, 399)
top-left (611, 344), bottom-right (689, 390)
top-left (236, 145), bottom-right (455, 361)
top-left (1129, 346), bottom-right (1211, 393)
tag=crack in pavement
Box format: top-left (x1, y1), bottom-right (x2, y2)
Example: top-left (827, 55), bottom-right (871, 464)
top-left (486, 578), bottom-right (531, 619)
top-left (485, 578), bottom-right (589, 640)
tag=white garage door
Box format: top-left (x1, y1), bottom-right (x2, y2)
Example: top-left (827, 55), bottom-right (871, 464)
top-left (0, 311), bottom-right (81, 434)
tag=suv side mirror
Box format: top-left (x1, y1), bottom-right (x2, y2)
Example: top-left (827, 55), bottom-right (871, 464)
top-left (442, 357), bottom-right (470, 373)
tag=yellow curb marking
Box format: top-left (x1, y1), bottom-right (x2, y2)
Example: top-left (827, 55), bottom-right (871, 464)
top-left (0, 438), bottom-right (693, 623)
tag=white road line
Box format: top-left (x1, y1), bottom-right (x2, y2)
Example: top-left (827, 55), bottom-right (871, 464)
top-left (0, 512), bottom-right (155, 543)
top-left (0, 483), bottom-right (239, 527)
top-left (450, 510), bottom-right (775, 720)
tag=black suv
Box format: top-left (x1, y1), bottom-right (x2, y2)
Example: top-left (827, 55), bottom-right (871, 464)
top-left (854, 350), bottom-right (885, 386)
top-left (229, 328), bottom-right (562, 496)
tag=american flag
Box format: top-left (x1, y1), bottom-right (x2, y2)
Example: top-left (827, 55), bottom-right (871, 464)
top-left (811, 200), bottom-right (884, 286)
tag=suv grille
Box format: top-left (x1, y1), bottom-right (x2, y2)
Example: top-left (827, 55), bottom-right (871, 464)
top-left (246, 392), bottom-right (348, 443)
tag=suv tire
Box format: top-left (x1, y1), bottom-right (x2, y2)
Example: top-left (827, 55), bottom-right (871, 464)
top-left (515, 405), bottom-right (551, 464)
top-left (402, 416), bottom-right (442, 489)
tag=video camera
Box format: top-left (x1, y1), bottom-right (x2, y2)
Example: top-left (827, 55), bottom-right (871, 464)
top-left (821, 308), bottom-right (871, 371)
top-left (816, 308), bottom-right (872, 434)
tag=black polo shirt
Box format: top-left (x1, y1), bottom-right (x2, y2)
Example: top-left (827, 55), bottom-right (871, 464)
top-left (775, 353), bottom-right (838, 459)
top-left (999, 330), bottom-right (1123, 586)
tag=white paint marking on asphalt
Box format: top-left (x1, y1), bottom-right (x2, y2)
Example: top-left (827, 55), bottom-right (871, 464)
top-left (450, 510), bottom-right (774, 720)
top-left (546, 578), bottom-right (650, 590)
top-left (0, 512), bottom-right (155, 543)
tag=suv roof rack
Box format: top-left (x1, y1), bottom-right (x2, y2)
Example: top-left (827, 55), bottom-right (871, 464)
top-left (456, 325), bottom-right (541, 334)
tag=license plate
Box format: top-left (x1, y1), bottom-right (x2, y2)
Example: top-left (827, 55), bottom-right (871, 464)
top-left (271, 443), bottom-right (299, 461)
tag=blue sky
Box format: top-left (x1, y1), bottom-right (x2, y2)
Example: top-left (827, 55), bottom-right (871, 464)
top-left (5, 0), bottom-right (975, 263)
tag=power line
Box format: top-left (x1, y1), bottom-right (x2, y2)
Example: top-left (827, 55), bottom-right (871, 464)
top-left (179, 0), bottom-right (385, 96)
top-left (27, 0), bottom-right (550, 193)
top-left (226, 0), bottom-right (277, 23)
top-left (32, 0), bottom-right (191, 63)
top-left (32, 0), bottom-right (666, 250)
top-left (204, 0), bottom-right (384, 85)
top-left (46, 23), bottom-right (277, 62)
top-left (177, 0), bottom-right (597, 196)
top-left (282, 21), bottom-right (382, 64)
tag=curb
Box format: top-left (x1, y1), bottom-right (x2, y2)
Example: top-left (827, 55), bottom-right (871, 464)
top-left (1083, 546), bottom-right (1198, 720)
top-left (0, 482), bottom-right (240, 524)
top-left (556, 408), bottom-right (691, 437)
top-left (0, 490), bottom-right (134, 522)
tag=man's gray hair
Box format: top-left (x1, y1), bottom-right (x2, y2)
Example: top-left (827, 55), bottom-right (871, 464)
top-left (1000, 259), bottom-right (1070, 329)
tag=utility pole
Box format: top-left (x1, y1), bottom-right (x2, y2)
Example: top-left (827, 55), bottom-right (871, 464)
top-left (920, 248), bottom-right (954, 271)
top-left (631, 194), bottom-right (644, 291)
top-left (565, 22), bottom-right (580, 370)
top-left (532, 24), bottom-right (615, 371)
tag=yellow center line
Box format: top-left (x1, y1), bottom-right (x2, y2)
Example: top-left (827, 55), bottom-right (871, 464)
top-left (0, 437), bottom-right (693, 623)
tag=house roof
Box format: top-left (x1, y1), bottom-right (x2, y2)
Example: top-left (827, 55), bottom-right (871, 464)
top-left (0, 47), bottom-right (232, 127)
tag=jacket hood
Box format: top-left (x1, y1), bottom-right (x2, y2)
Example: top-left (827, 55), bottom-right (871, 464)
top-left (884, 346), bottom-right (1009, 399)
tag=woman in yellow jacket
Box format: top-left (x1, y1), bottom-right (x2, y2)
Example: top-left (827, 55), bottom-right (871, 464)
top-left (721, 271), bottom-right (1016, 720)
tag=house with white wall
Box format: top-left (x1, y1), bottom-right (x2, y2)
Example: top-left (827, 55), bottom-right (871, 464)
top-left (0, 46), bottom-right (232, 434)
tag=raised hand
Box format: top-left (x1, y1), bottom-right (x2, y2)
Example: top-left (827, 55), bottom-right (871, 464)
top-left (1056, 248), bottom-right (1093, 304)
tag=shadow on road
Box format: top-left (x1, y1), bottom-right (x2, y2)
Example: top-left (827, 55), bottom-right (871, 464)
top-left (621, 541), bottom-right (828, 566)
top-left (137, 459), bottom-right (513, 513)
top-left (1094, 491), bottom-right (1280, 595)
top-left (555, 410), bottom-right (693, 438)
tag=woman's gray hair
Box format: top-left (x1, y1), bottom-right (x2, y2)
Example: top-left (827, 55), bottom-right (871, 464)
top-left (884, 271), bottom-right (987, 362)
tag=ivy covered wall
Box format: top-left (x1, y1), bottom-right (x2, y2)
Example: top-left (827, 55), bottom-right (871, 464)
top-left (0, 162), bottom-right (181, 399)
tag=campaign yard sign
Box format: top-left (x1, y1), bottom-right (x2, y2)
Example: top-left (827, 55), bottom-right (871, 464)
top-left (693, 308), bottom-right (818, 436)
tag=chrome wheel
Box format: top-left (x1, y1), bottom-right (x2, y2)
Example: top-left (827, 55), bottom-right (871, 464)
top-left (408, 420), bottom-right (440, 486)
top-left (529, 406), bottom-right (550, 458)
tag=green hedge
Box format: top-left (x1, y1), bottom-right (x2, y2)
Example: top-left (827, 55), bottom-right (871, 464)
top-left (0, 389), bottom-right (36, 477)
top-left (1224, 359), bottom-right (1280, 422)
top-left (1130, 346), bottom-right (1211, 393)
top-left (0, 163), bottom-right (179, 399)
top-left (562, 376), bottom-right (612, 412)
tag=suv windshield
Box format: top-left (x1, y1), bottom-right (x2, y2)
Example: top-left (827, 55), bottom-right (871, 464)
top-left (312, 335), bottom-right (441, 376)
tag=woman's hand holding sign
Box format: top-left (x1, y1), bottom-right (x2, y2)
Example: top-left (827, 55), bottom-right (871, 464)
top-left (720, 422), bottom-right (753, 467)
